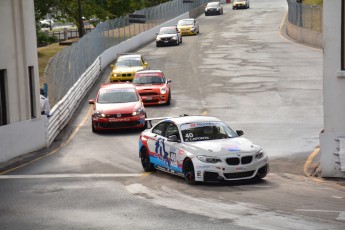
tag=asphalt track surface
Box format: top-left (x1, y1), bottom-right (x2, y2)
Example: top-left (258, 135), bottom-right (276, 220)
top-left (1, 0), bottom-right (345, 229)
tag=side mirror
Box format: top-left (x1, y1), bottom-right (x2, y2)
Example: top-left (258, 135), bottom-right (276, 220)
top-left (143, 63), bottom-right (149, 67)
top-left (236, 130), bottom-right (244, 136)
top-left (156, 32), bottom-right (158, 35)
top-left (167, 79), bottom-right (172, 83)
top-left (168, 135), bottom-right (179, 142)
top-left (110, 64), bottom-right (114, 68)
top-left (88, 99), bottom-right (95, 104)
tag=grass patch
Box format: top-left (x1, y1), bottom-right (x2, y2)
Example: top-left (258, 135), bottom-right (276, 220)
top-left (37, 43), bottom-right (66, 87)
top-left (303, 0), bottom-right (323, 5)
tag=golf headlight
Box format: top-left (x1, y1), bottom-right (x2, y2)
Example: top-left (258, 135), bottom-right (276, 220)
top-left (197, 156), bottom-right (222, 164)
top-left (132, 107), bottom-right (144, 116)
top-left (217, 8), bottom-right (220, 11)
top-left (172, 36), bottom-right (177, 40)
top-left (94, 111), bottom-right (106, 118)
top-left (156, 37), bottom-right (161, 41)
top-left (255, 149), bottom-right (265, 159)
top-left (160, 87), bottom-right (167, 94)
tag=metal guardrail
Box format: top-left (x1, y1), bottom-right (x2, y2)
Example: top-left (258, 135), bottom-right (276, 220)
top-left (47, 57), bottom-right (101, 146)
top-left (286, 0), bottom-right (323, 33)
top-left (44, 0), bottom-right (212, 107)
top-left (45, 1), bottom-right (210, 146)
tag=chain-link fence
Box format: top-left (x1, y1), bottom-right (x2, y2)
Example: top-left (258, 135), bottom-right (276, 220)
top-left (287, 0), bottom-right (323, 33)
top-left (44, 0), bottom-right (211, 107)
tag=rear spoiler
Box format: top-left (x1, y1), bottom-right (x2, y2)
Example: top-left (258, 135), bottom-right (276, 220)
top-left (145, 117), bottom-right (172, 129)
top-left (145, 114), bottom-right (189, 129)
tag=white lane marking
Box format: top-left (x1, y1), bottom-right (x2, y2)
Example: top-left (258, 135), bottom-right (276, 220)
top-left (332, 196), bottom-right (343, 199)
top-left (0, 174), bottom-right (142, 179)
top-left (296, 209), bottom-right (345, 221)
top-left (126, 183), bottom-right (341, 230)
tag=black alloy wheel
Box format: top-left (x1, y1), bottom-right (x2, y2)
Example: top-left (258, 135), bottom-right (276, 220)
top-left (183, 158), bottom-right (197, 185)
top-left (141, 147), bottom-right (155, 172)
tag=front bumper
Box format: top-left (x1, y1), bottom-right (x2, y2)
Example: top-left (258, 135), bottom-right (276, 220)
top-left (233, 4), bottom-right (248, 9)
top-left (193, 156), bottom-right (269, 182)
top-left (140, 94), bottom-right (168, 105)
top-left (205, 9), bottom-right (221, 15)
top-left (92, 114), bottom-right (146, 130)
top-left (156, 39), bottom-right (178, 46)
top-left (178, 28), bottom-right (197, 36)
top-left (110, 74), bottom-right (135, 82)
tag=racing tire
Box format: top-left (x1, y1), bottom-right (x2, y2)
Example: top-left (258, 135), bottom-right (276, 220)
top-left (166, 92), bottom-right (171, 105)
top-left (183, 158), bottom-right (198, 185)
top-left (91, 123), bottom-right (98, 133)
top-left (141, 147), bottom-right (155, 172)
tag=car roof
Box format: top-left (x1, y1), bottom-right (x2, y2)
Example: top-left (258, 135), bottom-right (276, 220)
top-left (100, 83), bottom-right (135, 90)
top-left (135, 70), bottom-right (163, 75)
top-left (117, 54), bottom-right (142, 60)
top-left (160, 26), bottom-right (177, 30)
top-left (179, 18), bottom-right (195, 21)
top-left (162, 115), bottom-right (222, 126)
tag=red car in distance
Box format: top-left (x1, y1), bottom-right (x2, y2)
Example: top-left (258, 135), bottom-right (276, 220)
top-left (133, 70), bottom-right (172, 105)
top-left (88, 83), bottom-right (146, 132)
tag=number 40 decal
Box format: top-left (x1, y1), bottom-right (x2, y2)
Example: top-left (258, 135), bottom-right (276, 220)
top-left (185, 133), bottom-right (193, 138)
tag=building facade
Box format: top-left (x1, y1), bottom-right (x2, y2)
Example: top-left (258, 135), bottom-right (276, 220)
top-left (0, 0), bottom-right (46, 163)
top-left (320, 0), bottom-right (345, 178)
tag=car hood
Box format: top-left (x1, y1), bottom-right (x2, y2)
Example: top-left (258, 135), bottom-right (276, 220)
top-left (206, 6), bottom-right (219, 10)
top-left (113, 66), bottom-right (144, 73)
top-left (135, 84), bottom-right (164, 91)
top-left (178, 25), bottom-right (194, 29)
top-left (183, 137), bottom-right (261, 157)
top-left (157, 34), bottom-right (177, 39)
top-left (95, 101), bottom-right (140, 114)
top-left (234, 1), bottom-right (247, 4)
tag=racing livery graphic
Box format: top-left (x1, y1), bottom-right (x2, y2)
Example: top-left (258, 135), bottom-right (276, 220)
top-left (139, 115), bottom-right (269, 184)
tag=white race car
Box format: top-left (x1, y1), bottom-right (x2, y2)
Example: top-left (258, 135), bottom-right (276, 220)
top-left (139, 115), bottom-right (269, 184)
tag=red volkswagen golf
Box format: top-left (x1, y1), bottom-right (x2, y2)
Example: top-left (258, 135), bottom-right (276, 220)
top-left (88, 83), bottom-right (146, 132)
top-left (133, 70), bottom-right (172, 106)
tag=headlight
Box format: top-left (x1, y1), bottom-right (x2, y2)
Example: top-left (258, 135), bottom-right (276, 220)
top-left (255, 149), bottom-right (265, 159)
top-left (172, 36), bottom-right (177, 40)
top-left (112, 73), bottom-right (119, 77)
top-left (217, 8), bottom-right (220, 11)
top-left (132, 107), bottom-right (144, 116)
top-left (160, 87), bottom-right (167, 94)
top-left (156, 37), bottom-right (161, 41)
top-left (94, 111), bottom-right (106, 118)
top-left (197, 155), bottom-right (222, 164)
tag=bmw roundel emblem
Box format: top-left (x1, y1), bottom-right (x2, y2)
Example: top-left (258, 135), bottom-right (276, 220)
top-left (117, 113), bottom-right (121, 118)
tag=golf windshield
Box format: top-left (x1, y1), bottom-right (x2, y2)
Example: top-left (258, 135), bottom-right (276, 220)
top-left (181, 121), bottom-right (238, 142)
top-left (97, 89), bottom-right (138, 103)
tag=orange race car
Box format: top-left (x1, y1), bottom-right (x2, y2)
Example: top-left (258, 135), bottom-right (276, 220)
top-left (133, 70), bottom-right (172, 105)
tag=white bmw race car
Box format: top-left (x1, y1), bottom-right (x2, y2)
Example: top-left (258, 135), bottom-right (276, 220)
top-left (139, 115), bottom-right (269, 184)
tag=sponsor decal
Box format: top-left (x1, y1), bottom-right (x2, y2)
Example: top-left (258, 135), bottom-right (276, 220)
top-left (223, 144), bottom-right (241, 152)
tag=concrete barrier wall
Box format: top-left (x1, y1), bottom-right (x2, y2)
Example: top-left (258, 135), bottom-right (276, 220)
top-left (47, 13), bottom-right (189, 147)
top-left (0, 118), bottom-right (46, 163)
top-left (101, 13), bottom-right (189, 70)
top-left (286, 20), bottom-right (323, 49)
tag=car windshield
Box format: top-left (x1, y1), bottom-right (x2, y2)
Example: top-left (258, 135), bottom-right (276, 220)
top-left (207, 2), bottom-right (219, 7)
top-left (133, 75), bottom-right (164, 84)
top-left (181, 121), bottom-right (238, 142)
top-left (159, 28), bottom-right (176, 35)
top-left (178, 20), bottom-right (194, 26)
top-left (115, 58), bottom-right (142, 68)
top-left (97, 89), bottom-right (138, 103)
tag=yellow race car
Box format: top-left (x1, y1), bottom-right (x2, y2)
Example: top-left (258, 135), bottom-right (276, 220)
top-left (177, 18), bottom-right (199, 36)
top-left (109, 54), bottom-right (149, 82)
top-left (233, 0), bottom-right (250, 10)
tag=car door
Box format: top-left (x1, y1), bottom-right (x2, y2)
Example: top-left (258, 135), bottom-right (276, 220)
top-left (163, 122), bottom-right (183, 173)
top-left (146, 122), bottom-right (171, 168)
